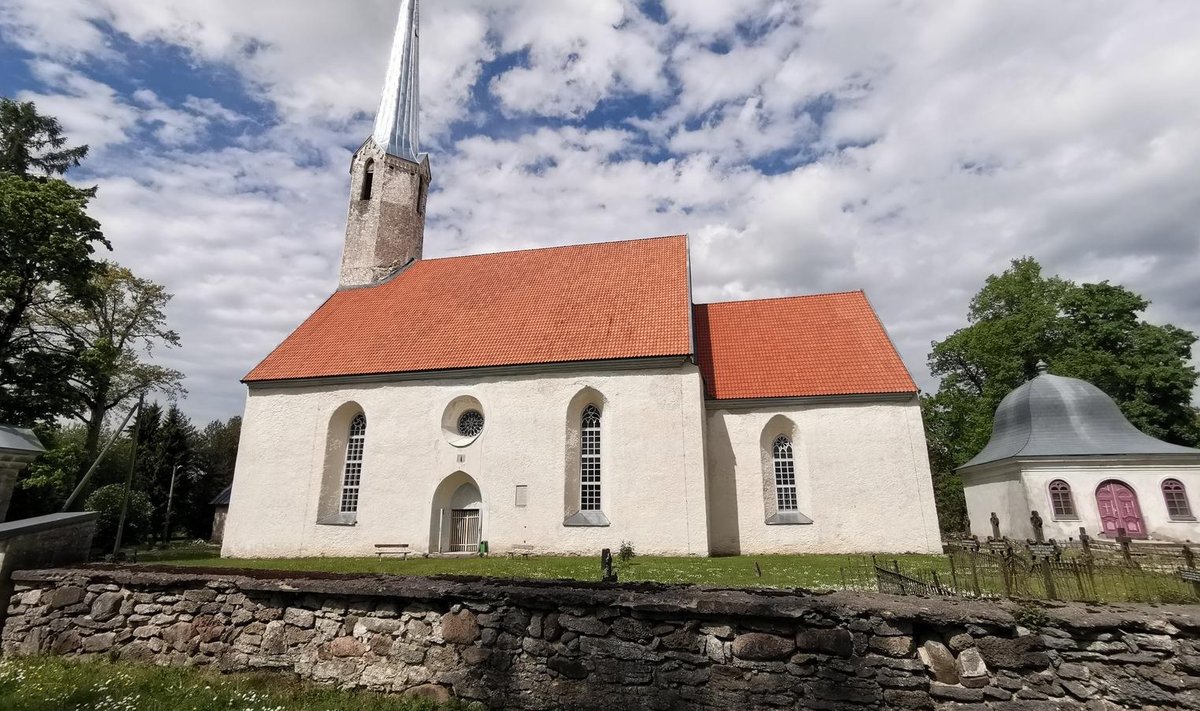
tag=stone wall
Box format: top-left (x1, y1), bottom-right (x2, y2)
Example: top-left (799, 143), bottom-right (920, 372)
top-left (4, 566), bottom-right (1200, 710)
top-left (0, 513), bottom-right (96, 629)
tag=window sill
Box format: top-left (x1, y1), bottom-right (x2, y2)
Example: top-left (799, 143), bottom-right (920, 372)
top-left (766, 511), bottom-right (813, 525)
top-left (1051, 515), bottom-right (1079, 522)
top-left (316, 513), bottom-right (358, 526)
top-left (1168, 516), bottom-right (1197, 522)
top-left (564, 510), bottom-right (610, 527)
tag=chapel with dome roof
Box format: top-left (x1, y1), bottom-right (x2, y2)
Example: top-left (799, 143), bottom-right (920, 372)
top-left (960, 362), bottom-right (1200, 542)
top-left (220, 0), bottom-right (943, 558)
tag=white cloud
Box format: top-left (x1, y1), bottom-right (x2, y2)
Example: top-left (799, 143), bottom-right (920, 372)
top-left (486, 0), bottom-right (669, 117)
top-left (0, 0), bottom-right (492, 142)
top-left (661, 0), bottom-right (791, 37)
top-left (18, 61), bottom-right (139, 151)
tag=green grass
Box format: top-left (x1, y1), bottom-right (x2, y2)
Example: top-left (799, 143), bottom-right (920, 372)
top-left (133, 542), bottom-right (221, 564)
top-left (0, 657), bottom-right (464, 711)
top-left (138, 549), bottom-right (1200, 603)
top-left (145, 550), bottom-right (947, 590)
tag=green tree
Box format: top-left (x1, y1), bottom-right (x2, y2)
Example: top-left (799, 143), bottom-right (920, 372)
top-left (135, 403), bottom-right (197, 542)
top-left (196, 416), bottom-right (241, 487)
top-left (84, 483), bottom-right (153, 551)
top-left (0, 99), bottom-right (104, 425)
top-left (9, 425), bottom-right (86, 518)
top-left (9, 421), bottom-right (140, 520)
top-left (32, 262), bottom-right (184, 475)
top-left (0, 98), bottom-right (89, 177)
top-left (924, 258), bottom-right (1200, 532)
top-left (183, 415), bottom-right (241, 538)
top-left (1055, 282), bottom-right (1199, 445)
top-left (0, 175), bottom-right (108, 424)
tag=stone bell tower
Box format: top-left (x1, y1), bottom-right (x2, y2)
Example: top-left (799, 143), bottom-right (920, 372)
top-left (339, 0), bottom-right (431, 289)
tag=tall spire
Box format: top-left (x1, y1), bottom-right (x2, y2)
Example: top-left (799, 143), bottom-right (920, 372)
top-left (339, 0), bottom-right (429, 289)
top-left (373, 0), bottom-right (420, 162)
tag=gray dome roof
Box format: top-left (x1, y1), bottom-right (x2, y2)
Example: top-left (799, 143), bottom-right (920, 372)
top-left (0, 426), bottom-right (43, 455)
top-left (960, 370), bottom-right (1200, 469)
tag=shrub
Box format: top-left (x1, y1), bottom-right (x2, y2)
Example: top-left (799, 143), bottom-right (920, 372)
top-left (1013, 602), bottom-right (1050, 630)
top-left (617, 540), bottom-right (635, 563)
top-left (84, 484), bottom-right (154, 551)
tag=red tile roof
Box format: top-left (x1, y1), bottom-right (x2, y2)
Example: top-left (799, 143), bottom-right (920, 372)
top-left (693, 292), bottom-right (917, 400)
top-left (244, 235), bottom-right (693, 382)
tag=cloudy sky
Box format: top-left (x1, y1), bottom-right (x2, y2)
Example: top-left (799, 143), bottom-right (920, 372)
top-left (1, 0), bottom-right (1198, 424)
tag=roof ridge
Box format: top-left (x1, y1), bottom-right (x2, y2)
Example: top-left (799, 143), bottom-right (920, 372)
top-left (1011, 378), bottom-right (1036, 458)
top-left (696, 290), bottom-right (866, 308)
top-left (422, 234), bottom-right (688, 263)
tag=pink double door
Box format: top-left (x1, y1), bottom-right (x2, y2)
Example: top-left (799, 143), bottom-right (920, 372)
top-left (1095, 481), bottom-right (1147, 539)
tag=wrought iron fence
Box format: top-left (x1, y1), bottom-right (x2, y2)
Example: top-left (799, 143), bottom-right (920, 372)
top-left (836, 539), bottom-right (1200, 604)
top-left (942, 545), bottom-right (1200, 603)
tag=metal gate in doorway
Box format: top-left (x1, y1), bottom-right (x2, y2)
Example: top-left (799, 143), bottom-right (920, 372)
top-left (449, 509), bottom-right (481, 552)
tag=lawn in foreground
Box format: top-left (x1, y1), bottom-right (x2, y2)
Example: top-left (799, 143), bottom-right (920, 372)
top-left (0, 657), bottom-right (463, 711)
top-left (153, 550), bottom-right (946, 590)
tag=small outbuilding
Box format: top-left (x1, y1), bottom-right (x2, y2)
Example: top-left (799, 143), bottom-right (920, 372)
top-left (210, 485), bottom-right (232, 544)
top-left (960, 362), bottom-right (1200, 542)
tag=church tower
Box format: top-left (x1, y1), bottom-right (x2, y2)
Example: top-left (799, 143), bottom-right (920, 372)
top-left (339, 0), bottom-right (431, 289)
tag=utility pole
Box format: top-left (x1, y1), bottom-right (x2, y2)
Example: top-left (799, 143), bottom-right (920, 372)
top-left (162, 463), bottom-right (179, 545)
top-left (61, 401), bottom-right (141, 512)
top-left (112, 394), bottom-right (144, 560)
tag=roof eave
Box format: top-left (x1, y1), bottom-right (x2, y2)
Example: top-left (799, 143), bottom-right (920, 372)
top-left (705, 391), bottom-right (918, 410)
top-left (959, 450), bottom-right (1200, 472)
top-left (243, 354), bottom-right (694, 389)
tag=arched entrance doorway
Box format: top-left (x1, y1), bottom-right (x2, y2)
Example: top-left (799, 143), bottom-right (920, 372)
top-left (429, 473), bottom-right (484, 553)
top-left (1095, 480), bottom-right (1147, 539)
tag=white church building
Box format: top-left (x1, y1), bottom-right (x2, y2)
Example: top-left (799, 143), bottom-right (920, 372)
top-left (221, 0), bottom-right (942, 558)
top-left (960, 363), bottom-right (1200, 543)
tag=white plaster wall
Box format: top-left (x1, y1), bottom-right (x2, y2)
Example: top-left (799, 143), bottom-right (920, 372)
top-left (705, 398), bottom-right (942, 554)
top-left (223, 364), bottom-right (710, 558)
top-left (961, 463), bottom-right (1031, 539)
top-left (1015, 459), bottom-right (1200, 543)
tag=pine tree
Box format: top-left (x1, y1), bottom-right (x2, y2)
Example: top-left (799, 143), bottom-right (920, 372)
top-left (0, 98), bottom-right (90, 177)
top-left (0, 98), bottom-right (107, 426)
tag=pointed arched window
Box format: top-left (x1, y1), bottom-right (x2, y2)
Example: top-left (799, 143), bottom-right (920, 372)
top-left (360, 160), bottom-right (375, 200)
top-left (340, 413), bottom-right (367, 513)
top-left (773, 435), bottom-right (797, 511)
top-left (1163, 479), bottom-right (1194, 520)
top-left (580, 405), bottom-right (601, 511)
top-left (1049, 480), bottom-right (1076, 519)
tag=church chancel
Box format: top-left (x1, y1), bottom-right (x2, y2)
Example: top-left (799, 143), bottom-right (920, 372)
top-left (221, 0), bottom-right (942, 558)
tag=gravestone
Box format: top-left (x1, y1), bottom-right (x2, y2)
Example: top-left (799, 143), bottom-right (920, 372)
top-left (600, 548), bottom-right (617, 583)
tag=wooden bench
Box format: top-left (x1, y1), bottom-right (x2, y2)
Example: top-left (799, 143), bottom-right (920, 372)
top-left (374, 544), bottom-right (411, 559)
top-left (508, 544), bottom-right (536, 558)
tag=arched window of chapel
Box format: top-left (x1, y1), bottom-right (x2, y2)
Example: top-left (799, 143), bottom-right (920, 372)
top-left (772, 435), bottom-right (798, 512)
top-left (339, 413), bottom-right (367, 514)
top-left (760, 418), bottom-right (812, 526)
top-left (580, 405), bottom-right (602, 511)
top-left (1048, 480), bottom-right (1077, 519)
top-left (1163, 479), bottom-right (1194, 520)
top-left (563, 390), bottom-right (609, 527)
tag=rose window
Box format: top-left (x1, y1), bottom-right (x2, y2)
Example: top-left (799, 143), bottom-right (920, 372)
top-left (457, 410), bottom-right (485, 437)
